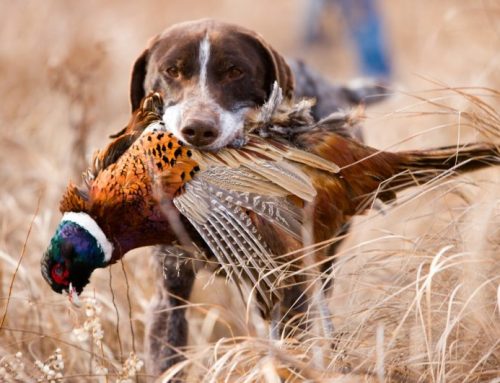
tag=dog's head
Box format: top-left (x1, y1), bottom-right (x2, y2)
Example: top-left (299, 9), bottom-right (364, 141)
top-left (130, 19), bottom-right (294, 150)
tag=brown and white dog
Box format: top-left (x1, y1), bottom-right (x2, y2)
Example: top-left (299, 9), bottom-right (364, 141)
top-left (128, 19), bottom-right (388, 377)
top-left (129, 19), bottom-right (386, 151)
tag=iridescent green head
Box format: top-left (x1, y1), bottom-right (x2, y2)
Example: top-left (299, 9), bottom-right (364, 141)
top-left (41, 212), bottom-right (114, 294)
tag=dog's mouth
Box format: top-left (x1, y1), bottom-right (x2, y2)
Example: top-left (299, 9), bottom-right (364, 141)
top-left (195, 126), bottom-right (247, 152)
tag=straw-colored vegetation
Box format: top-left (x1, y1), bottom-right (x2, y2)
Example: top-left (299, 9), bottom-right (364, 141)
top-left (0, 0), bottom-right (499, 381)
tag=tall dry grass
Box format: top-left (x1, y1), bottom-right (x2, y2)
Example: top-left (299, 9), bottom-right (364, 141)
top-left (0, 0), bottom-right (499, 382)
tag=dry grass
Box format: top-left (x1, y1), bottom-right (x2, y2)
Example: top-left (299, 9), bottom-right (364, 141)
top-left (1, 0), bottom-right (499, 382)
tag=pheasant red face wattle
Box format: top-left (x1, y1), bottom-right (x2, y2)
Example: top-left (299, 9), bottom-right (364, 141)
top-left (50, 263), bottom-right (69, 286)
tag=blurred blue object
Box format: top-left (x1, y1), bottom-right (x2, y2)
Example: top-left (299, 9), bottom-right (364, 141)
top-left (303, 0), bottom-right (392, 79)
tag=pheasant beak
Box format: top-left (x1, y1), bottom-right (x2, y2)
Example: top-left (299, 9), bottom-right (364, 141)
top-left (67, 282), bottom-right (81, 307)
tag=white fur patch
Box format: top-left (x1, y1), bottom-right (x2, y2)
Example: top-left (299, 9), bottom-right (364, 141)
top-left (198, 34), bottom-right (210, 95)
top-left (162, 103), bottom-right (183, 140)
top-left (61, 212), bottom-right (114, 263)
top-left (214, 106), bottom-right (250, 149)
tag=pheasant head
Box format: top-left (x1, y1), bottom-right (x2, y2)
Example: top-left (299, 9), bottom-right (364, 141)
top-left (42, 212), bottom-right (113, 294)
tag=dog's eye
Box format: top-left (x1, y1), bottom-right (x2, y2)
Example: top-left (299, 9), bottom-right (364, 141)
top-left (225, 66), bottom-right (243, 80)
top-left (165, 66), bottom-right (180, 79)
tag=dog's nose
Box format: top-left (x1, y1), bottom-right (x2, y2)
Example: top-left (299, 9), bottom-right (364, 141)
top-left (181, 121), bottom-right (219, 147)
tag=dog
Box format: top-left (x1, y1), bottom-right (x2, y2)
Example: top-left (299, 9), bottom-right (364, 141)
top-left (127, 19), bottom-right (388, 377)
top-left (129, 19), bottom-right (387, 150)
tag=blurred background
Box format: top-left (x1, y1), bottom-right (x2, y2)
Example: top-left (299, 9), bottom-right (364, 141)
top-left (0, 0), bottom-right (499, 381)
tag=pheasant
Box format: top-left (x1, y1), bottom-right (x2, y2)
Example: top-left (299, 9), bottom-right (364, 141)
top-left (41, 92), bottom-right (499, 337)
top-left (42, 94), bottom-right (342, 309)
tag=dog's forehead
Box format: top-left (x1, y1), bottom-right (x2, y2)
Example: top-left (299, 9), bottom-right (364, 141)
top-left (153, 19), bottom-right (263, 54)
top-left (158, 19), bottom-right (254, 37)
top-left (152, 28), bottom-right (203, 60)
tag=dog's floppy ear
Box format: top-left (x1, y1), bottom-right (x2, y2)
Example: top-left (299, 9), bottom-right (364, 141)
top-left (130, 49), bottom-right (149, 112)
top-left (241, 30), bottom-right (294, 102)
top-left (265, 43), bottom-right (294, 101)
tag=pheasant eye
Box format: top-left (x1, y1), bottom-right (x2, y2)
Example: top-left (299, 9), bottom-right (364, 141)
top-left (51, 263), bottom-right (69, 286)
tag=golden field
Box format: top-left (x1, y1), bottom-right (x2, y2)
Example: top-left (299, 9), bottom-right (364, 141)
top-left (0, 0), bottom-right (499, 381)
